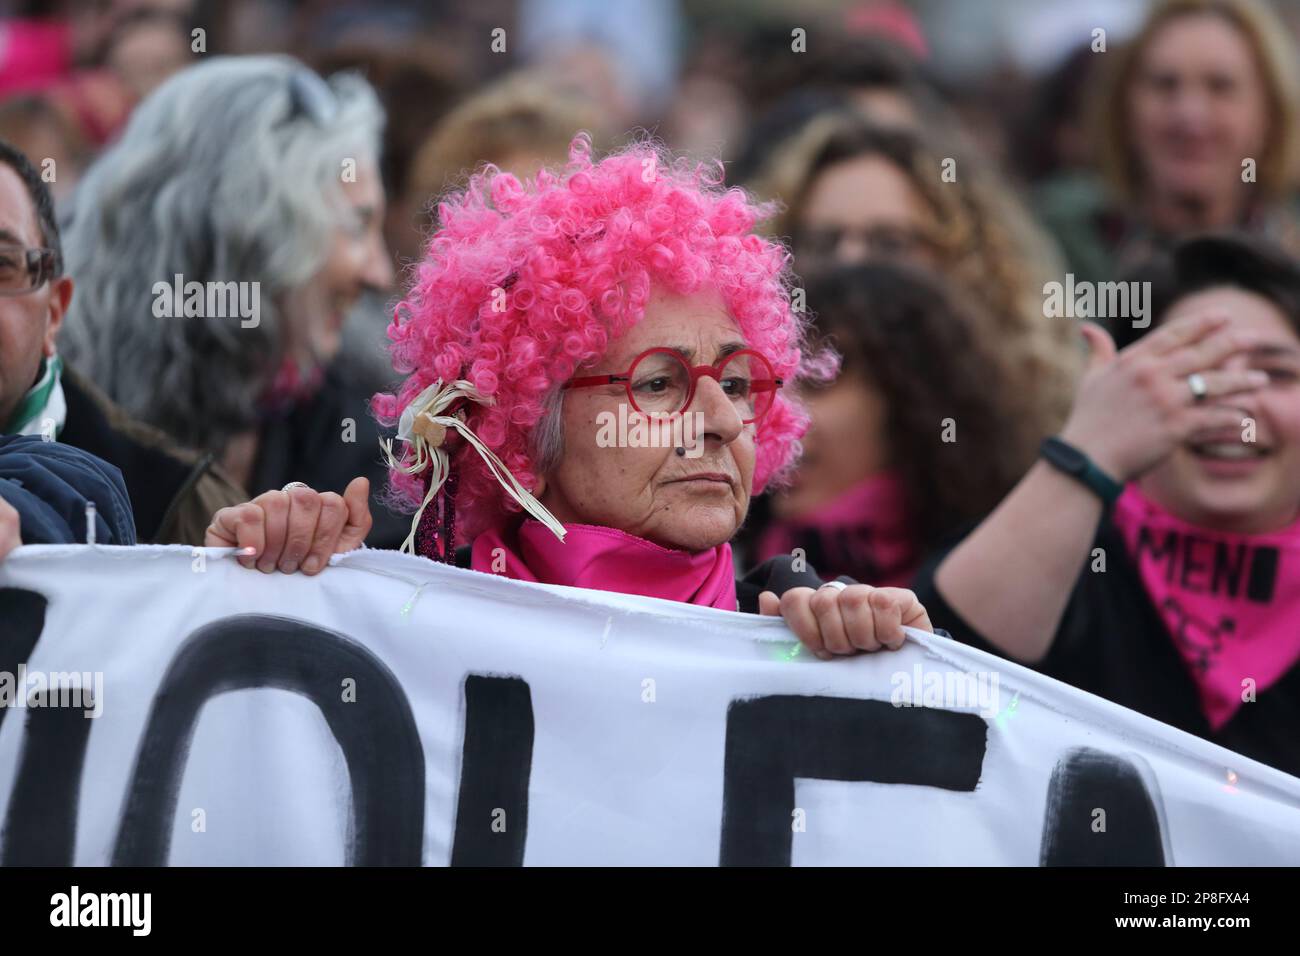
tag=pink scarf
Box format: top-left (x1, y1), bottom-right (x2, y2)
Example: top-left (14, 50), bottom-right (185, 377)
top-left (471, 521), bottom-right (739, 611)
top-left (1112, 484), bottom-right (1300, 730)
top-left (756, 472), bottom-right (918, 588)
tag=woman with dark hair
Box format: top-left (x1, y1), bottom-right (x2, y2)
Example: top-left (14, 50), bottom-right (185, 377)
top-left (917, 233), bottom-right (1300, 777)
top-left (750, 263), bottom-right (1027, 586)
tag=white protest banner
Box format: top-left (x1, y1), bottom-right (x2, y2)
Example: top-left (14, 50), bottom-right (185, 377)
top-left (1, 544), bottom-right (1298, 866)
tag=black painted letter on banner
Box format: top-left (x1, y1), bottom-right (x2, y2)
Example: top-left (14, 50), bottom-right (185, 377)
top-left (450, 674), bottom-right (534, 866)
top-left (0, 588), bottom-right (46, 737)
top-left (1, 690), bottom-right (96, 865)
top-left (720, 695), bottom-right (987, 865)
top-left (1039, 746), bottom-right (1167, 865)
top-left (111, 614), bottom-right (424, 866)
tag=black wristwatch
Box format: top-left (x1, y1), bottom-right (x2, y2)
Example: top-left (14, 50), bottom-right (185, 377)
top-left (1039, 437), bottom-right (1124, 505)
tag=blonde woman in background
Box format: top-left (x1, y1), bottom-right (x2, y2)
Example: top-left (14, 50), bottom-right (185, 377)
top-left (403, 69), bottom-right (614, 243)
top-left (1039, 0), bottom-right (1300, 282)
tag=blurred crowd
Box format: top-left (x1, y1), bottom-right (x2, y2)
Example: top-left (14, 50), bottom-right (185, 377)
top-left (3, 0), bottom-right (1300, 780)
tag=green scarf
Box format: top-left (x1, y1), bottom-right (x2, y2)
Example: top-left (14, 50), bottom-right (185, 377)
top-left (3, 354), bottom-right (66, 437)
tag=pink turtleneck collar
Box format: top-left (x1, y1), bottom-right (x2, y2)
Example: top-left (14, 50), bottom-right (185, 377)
top-left (471, 520), bottom-right (738, 611)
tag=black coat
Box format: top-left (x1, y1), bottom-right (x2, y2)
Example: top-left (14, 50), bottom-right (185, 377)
top-left (248, 361), bottom-right (410, 550)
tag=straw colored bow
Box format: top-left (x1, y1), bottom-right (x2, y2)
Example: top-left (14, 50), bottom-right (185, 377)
top-left (380, 379), bottom-right (566, 555)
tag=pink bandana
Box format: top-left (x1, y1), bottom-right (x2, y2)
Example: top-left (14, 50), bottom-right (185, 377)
top-left (1112, 484), bottom-right (1300, 730)
top-left (471, 521), bottom-right (739, 611)
top-left (756, 472), bottom-right (918, 588)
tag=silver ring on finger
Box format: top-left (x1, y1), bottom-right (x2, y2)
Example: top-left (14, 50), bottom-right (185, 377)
top-left (1187, 372), bottom-right (1209, 403)
top-left (818, 580), bottom-right (848, 592)
top-left (281, 481), bottom-right (309, 493)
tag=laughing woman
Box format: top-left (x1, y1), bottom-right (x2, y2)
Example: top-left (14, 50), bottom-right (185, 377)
top-left (204, 136), bottom-right (934, 658)
top-left (916, 234), bottom-right (1300, 777)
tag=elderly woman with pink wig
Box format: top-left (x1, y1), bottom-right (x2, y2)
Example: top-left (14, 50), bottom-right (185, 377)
top-left (204, 136), bottom-right (933, 657)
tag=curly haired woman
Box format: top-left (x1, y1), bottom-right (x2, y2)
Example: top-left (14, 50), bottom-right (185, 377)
top-left (206, 135), bottom-right (937, 658)
top-left (749, 113), bottom-right (1083, 467)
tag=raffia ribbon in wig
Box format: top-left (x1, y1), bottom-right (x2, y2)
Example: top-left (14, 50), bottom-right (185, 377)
top-left (381, 379), bottom-right (567, 555)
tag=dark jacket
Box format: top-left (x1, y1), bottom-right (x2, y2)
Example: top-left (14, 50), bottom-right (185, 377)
top-left (913, 516), bottom-right (1300, 779)
top-left (58, 366), bottom-right (246, 545)
top-left (0, 434), bottom-right (136, 545)
top-left (248, 360), bottom-right (410, 550)
top-left (735, 554), bottom-right (852, 613)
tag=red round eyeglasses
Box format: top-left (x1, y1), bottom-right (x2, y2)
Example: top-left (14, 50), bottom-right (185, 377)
top-left (562, 347), bottom-right (784, 424)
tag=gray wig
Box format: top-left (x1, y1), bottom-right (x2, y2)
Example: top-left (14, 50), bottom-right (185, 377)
top-left (59, 55), bottom-right (383, 453)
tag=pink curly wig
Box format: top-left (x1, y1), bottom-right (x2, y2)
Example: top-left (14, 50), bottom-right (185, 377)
top-left (374, 134), bottom-right (834, 540)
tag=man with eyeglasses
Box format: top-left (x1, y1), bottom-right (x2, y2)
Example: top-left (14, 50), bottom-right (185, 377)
top-left (0, 138), bottom-right (242, 551)
top-left (0, 143), bottom-right (137, 560)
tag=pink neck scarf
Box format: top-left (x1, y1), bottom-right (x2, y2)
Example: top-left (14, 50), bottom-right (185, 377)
top-left (1112, 484), bottom-right (1300, 730)
top-left (756, 472), bottom-right (918, 588)
top-left (471, 521), bottom-right (739, 611)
